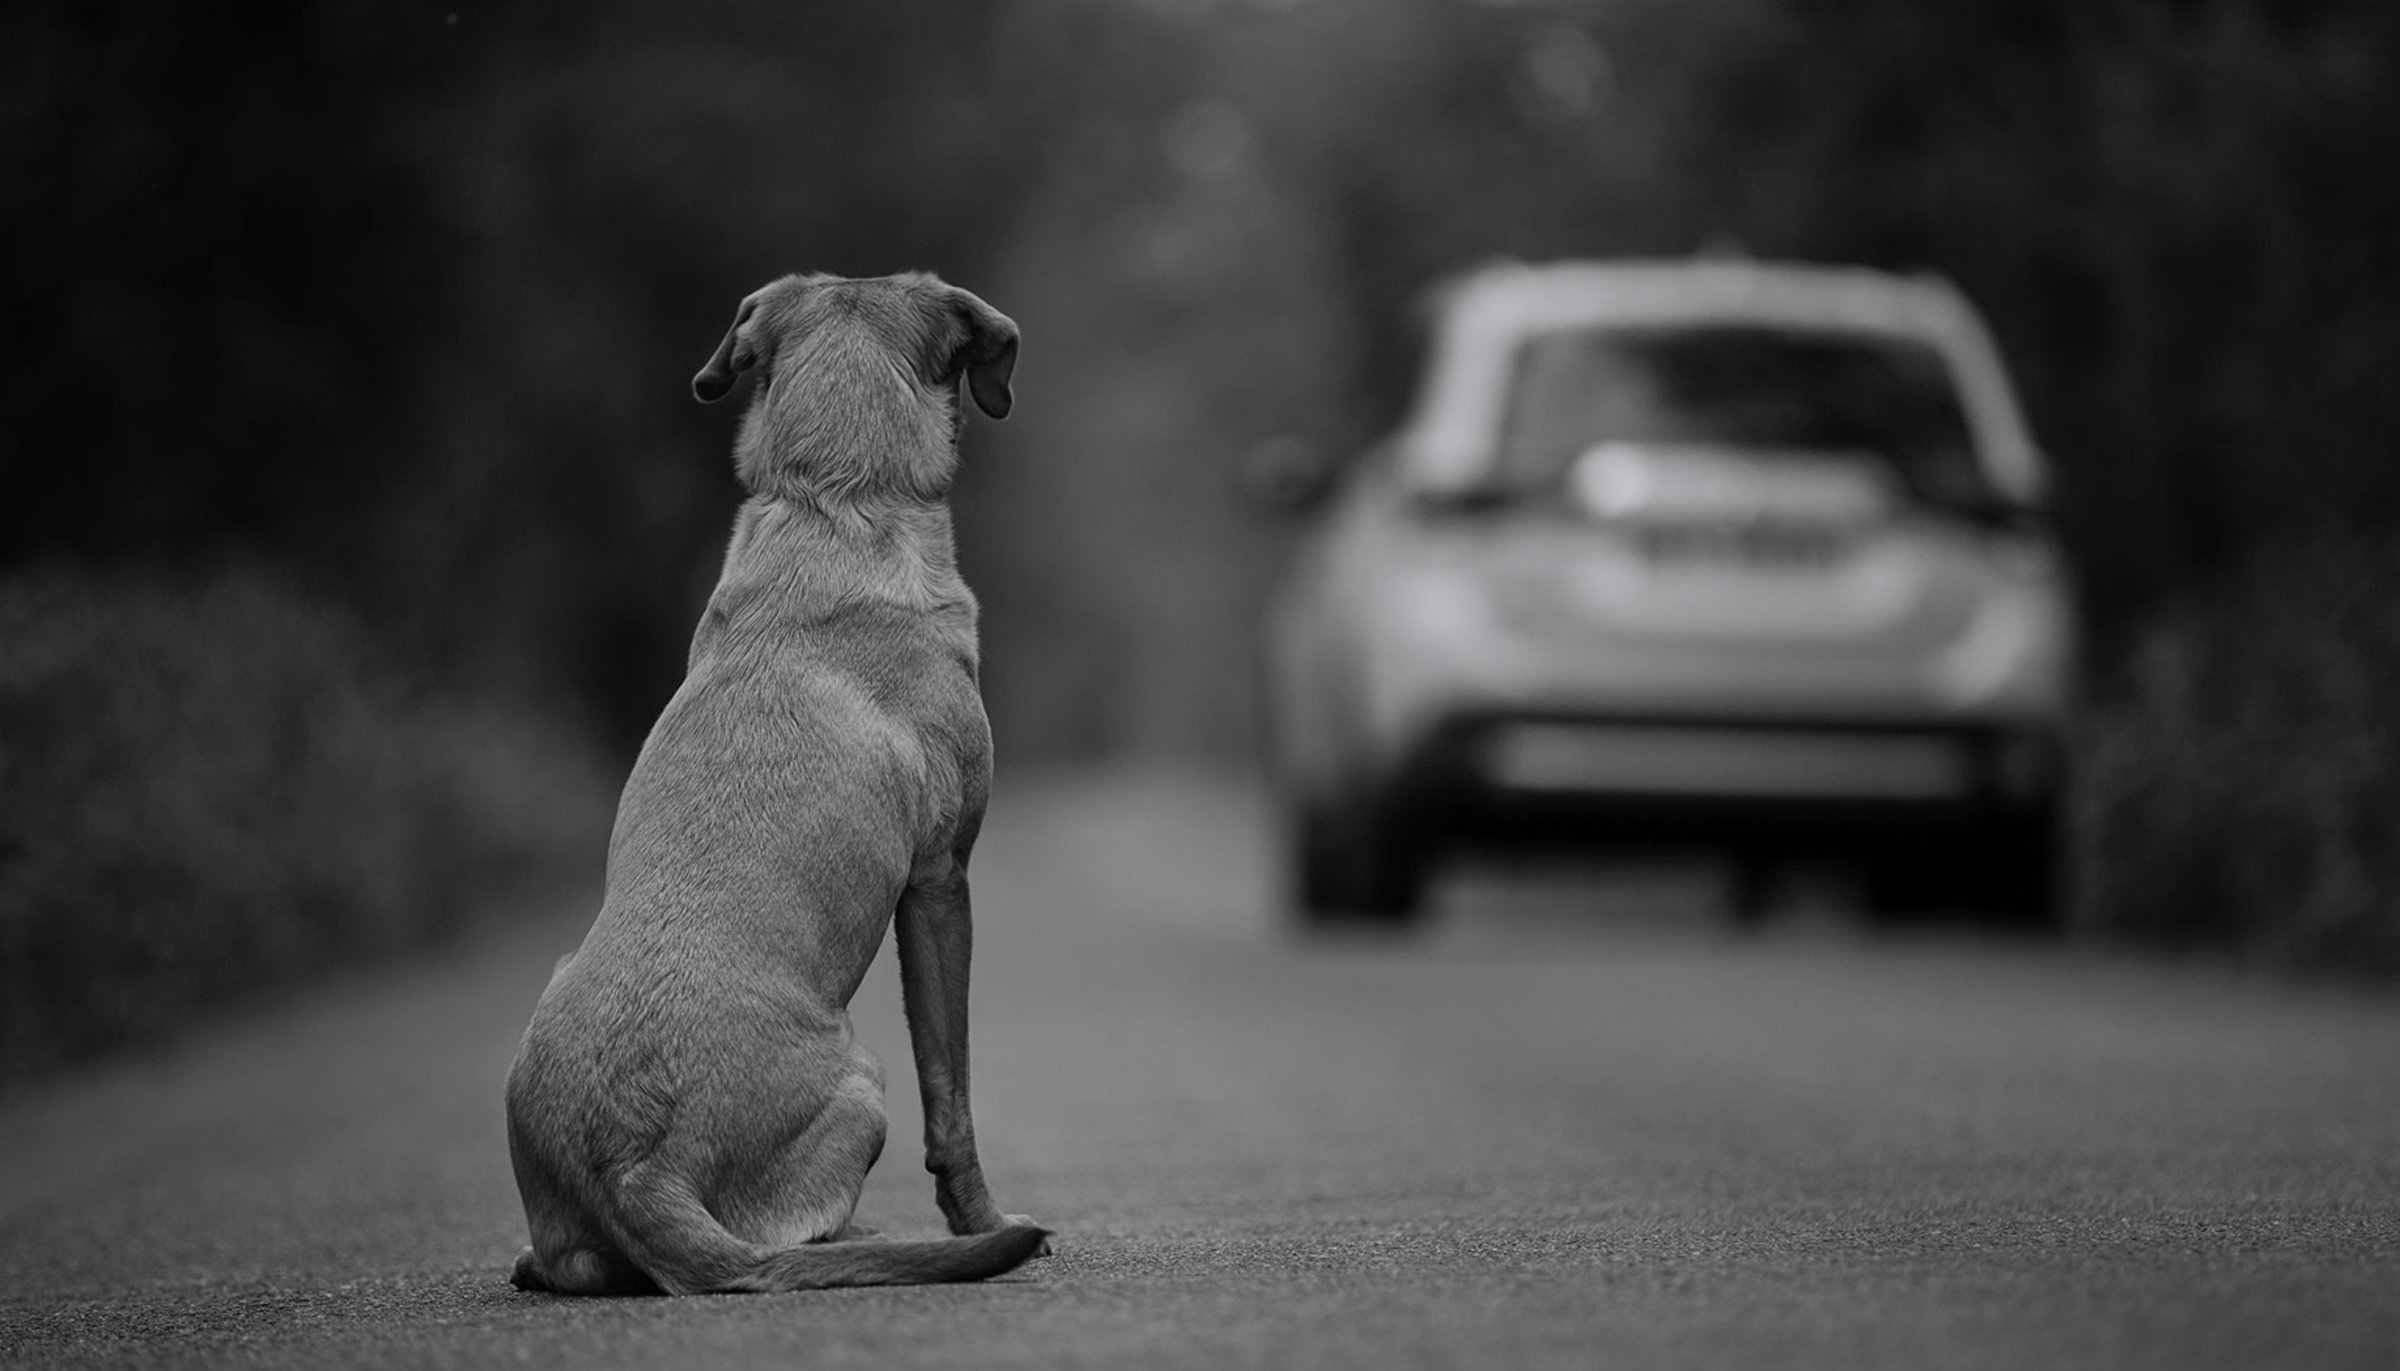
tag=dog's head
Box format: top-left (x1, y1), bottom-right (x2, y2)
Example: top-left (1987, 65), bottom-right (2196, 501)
top-left (693, 272), bottom-right (1018, 415)
top-left (692, 272), bottom-right (1017, 502)
top-left (696, 273), bottom-right (1012, 412)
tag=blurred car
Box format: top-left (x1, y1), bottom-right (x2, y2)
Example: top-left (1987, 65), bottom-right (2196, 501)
top-left (1259, 258), bottom-right (2074, 926)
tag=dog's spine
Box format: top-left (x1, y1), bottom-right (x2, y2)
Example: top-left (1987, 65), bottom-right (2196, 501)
top-left (612, 1174), bottom-right (1047, 1294)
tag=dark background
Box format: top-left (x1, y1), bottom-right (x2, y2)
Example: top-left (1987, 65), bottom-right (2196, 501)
top-left (6, 0), bottom-right (2399, 1080)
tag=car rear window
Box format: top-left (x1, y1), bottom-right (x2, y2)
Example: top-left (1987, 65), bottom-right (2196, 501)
top-left (1494, 325), bottom-right (1992, 507)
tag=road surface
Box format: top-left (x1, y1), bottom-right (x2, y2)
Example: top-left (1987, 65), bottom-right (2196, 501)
top-left (2, 771), bottom-right (2395, 1368)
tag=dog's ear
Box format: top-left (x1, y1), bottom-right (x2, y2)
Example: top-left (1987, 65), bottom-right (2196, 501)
top-left (941, 286), bottom-right (1019, 420)
top-left (692, 295), bottom-right (764, 404)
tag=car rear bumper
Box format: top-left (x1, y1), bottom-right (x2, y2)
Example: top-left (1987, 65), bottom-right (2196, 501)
top-left (1389, 712), bottom-right (2058, 844)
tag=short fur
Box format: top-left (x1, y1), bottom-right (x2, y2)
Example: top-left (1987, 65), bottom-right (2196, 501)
top-left (504, 271), bottom-right (1044, 1296)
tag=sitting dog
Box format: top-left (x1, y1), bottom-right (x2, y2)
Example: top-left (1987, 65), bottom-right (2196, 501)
top-left (503, 272), bottom-right (1047, 1295)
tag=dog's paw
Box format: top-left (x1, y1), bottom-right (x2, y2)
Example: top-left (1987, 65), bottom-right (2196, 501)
top-left (508, 1247), bottom-right (546, 1292)
top-left (1003, 1216), bottom-right (1053, 1258)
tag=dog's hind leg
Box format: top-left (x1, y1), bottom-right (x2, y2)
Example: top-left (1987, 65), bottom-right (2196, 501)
top-left (507, 1104), bottom-right (664, 1295)
top-left (594, 1085), bottom-right (1045, 1294)
top-left (717, 1050), bottom-right (890, 1250)
top-left (509, 1165), bottom-right (662, 1295)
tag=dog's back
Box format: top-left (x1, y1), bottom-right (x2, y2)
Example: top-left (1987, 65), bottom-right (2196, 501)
top-left (597, 493), bottom-right (988, 978)
top-left (504, 272), bottom-right (1042, 1296)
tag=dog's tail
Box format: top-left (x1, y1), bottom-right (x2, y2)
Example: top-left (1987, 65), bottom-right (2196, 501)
top-left (715, 1228), bottom-right (1050, 1293)
top-left (608, 1175), bottom-right (1048, 1295)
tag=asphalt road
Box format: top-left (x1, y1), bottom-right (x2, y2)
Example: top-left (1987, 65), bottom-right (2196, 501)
top-left (3, 771), bottom-right (2396, 1369)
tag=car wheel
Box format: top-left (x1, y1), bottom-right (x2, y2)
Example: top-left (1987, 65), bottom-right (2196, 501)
top-left (1289, 789), bottom-right (1426, 929)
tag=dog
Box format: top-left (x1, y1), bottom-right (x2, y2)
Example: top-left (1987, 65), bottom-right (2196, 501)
top-left (503, 271), bottom-right (1046, 1295)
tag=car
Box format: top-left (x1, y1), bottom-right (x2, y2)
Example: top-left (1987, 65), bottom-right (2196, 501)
top-left (1258, 258), bottom-right (2074, 927)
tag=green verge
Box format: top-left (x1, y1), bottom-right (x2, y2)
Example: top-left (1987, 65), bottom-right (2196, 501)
top-left (2068, 536), bottom-right (2400, 980)
top-left (0, 567), bottom-right (612, 1086)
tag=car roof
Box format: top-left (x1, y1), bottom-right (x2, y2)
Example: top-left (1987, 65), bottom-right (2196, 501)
top-left (1431, 257), bottom-right (1980, 337)
top-left (1402, 258), bottom-right (2047, 503)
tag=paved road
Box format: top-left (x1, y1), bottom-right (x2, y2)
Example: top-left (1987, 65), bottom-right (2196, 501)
top-left (3, 772), bottom-right (2396, 1369)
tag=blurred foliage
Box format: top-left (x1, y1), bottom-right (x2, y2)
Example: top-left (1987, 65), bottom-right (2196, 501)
top-left (0, 568), bottom-right (610, 1085)
top-left (5, 0), bottom-right (2399, 977)
top-left (1665, 0), bottom-right (2400, 653)
top-left (2070, 536), bottom-right (2400, 977)
top-left (3, 0), bottom-right (1039, 734)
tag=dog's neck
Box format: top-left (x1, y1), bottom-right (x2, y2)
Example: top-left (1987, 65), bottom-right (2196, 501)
top-left (709, 325), bottom-right (977, 620)
top-left (719, 493), bottom-right (970, 623)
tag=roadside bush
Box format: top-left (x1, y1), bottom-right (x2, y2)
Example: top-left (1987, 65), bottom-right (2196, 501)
top-left (0, 567), bottom-right (611, 1085)
top-left (2068, 535), bottom-right (2400, 979)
